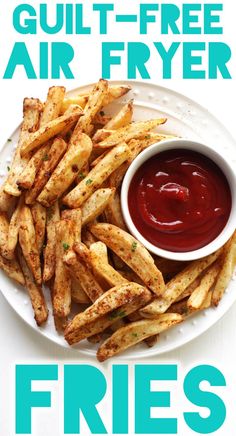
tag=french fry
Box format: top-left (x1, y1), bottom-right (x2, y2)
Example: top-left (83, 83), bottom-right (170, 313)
top-left (43, 201), bottom-right (60, 282)
top-left (89, 241), bottom-right (128, 287)
top-left (19, 206), bottom-right (42, 285)
top-left (81, 228), bottom-right (97, 248)
top-left (93, 101), bottom-right (133, 142)
top-left (4, 98), bottom-right (42, 196)
top-left (0, 187), bottom-right (15, 212)
top-left (90, 223), bottom-right (165, 296)
top-left (17, 143), bottom-right (51, 190)
top-left (187, 261), bottom-right (220, 310)
top-left (0, 253), bottom-right (25, 285)
top-left (61, 208), bottom-right (82, 244)
top-left (37, 133), bottom-right (92, 207)
top-left (53, 219), bottom-right (74, 317)
top-left (31, 203), bottom-right (47, 254)
top-left (20, 110), bottom-right (82, 157)
top-left (64, 249), bottom-right (104, 302)
top-left (81, 188), bottom-right (115, 226)
top-left (25, 137), bottom-right (68, 204)
top-left (0, 212), bottom-right (10, 259)
top-left (64, 282), bottom-right (151, 345)
top-left (18, 248), bottom-right (48, 326)
top-left (140, 249), bottom-right (222, 317)
top-left (94, 118), bottom-right (167, 149)
top-left (97, 313), bottom-right (182, 361)
top-left (175, 277), bottom-right (201, 302)
top-left (63, 143), bottom-right (130, 208)
top-left (61, 96), bottom-right (88, 113)
top-left (40, 86), bottom-right (66, 126)
top-left (71, 277), bottom-right (91, 304)
top-left (212, 232), bottom-right (236, 306)
top-left (103, 190), bottom-right (127, 230)
top-left (6, 196), bottom-right (24, 259)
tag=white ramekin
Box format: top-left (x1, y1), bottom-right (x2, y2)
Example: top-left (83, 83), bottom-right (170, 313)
top-left (121, 139), bottom-right (236, 261)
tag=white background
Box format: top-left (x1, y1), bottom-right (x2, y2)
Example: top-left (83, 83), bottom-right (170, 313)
top-left (0, 0), bottom-right (236, 435)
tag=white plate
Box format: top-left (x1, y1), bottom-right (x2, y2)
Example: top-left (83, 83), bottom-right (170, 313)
top-left (0, 80), bottom-right (236, 359)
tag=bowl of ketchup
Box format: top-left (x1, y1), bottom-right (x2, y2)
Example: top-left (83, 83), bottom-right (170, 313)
top-left (121, 139), bottom-right (236, 261)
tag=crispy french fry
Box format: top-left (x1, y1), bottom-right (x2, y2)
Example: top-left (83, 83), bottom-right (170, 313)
top-left (81, 188), bottom-right (115, 226)
top-left (64, 282), bottom-right (151, 345)
top-left (0, 253), bottom-right (25, 285)
top-left (6, 196), bottom-right (24, 259)
top-left (43, 201), bottom-right (60, 282)
top-left (17, 143), bottom-right (51, 190)
top-left (175, 277), bottom-right (201, 302)
top-left (0, 187), bottom-right (15, 212)
top-left (97, 313), bottom-right (182, 361)
top-left (103, 190), bottom-right (127, 230)
top-left (94, 118), bottom-right (167, 148)
top-left (63, 143), bottom-right (130, 208)
top-left (89, 241), bottom-right (128, 287)
top-left (90, 223), bottom-right (165, 296)
top-left (0, 212), bottom-right (10, 259)
top-left (187, 261), bottom-right (220, 310)
top-left (31, 203), bottom-right (46, 254)
top-left (19, 206), bottom-right (42, 285)
top-left (37, 133), bottom-right (92, 207)
top-left (40, 86), bottom-right (66, 126)
top-left (25, 137), bottom-right (68, 204)
top-left (4, 98), bottom-right (42, 196)
top-left (20, 110), bottom-right (82, 157)
top-left (64, 250), bottom-right (104, 302)
top-left (53, 219), bottom-right (74, 317)
top-left (140, 249), bottom-right (222, 317)
top-left (61, 96), bottom-right (88, 113)
top-left (61, 209), bottom-right (82, 244)
top-left (71, 277), bottom-right (91, 304)
top-left (93, 101), bottom-right (133, 141)
top-left (81, 228), bottom-right (97, 248)
top-left (212, 232), bottom-right (236, 306)
top-left (18, 248), bottom-right (48, 326)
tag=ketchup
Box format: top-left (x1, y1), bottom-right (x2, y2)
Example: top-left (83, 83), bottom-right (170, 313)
top-left (128, 149), bottom-right (232, 252)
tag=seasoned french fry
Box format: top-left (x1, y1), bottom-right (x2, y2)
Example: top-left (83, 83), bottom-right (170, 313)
top-left (71, 277), bottom-right (91, 304)
top-left (81, 188), bottom-right (115, 226)
top-left (89, 241), bottom-right (128, 287)
top-left (103, 190), bottom-right (127, 230)
top-left (90, 223), bottom-right (165, 296)
top-left (61, 208), bottom-right (82, 244)
top-left (37, 133), bottom-right (92, 207)
top-left (175, 277), bottom-right (201, 302)
top-left (140, 248), bottom-right (222, 317)
top-left (43, 201), bottom-right (60, 282)
top-left (40, 86), bottom-right (66, 126)
top-left (187, 261), bottom-right (220, 310)
top-left (212, 232), bottom-right (236, 306)
top-left (63, 143), bottom-right (130, 208)
top-left (61, 96), bottom-right (88, 113)
top-left (53, 219), bottom-right (74, 317)
top-left (4, 98), bottom-right (42, 196)
top-left (0, 212), bottom-right (10, 259)
top-left (0, 187), bottom-right (15, 212)
top-left (65, 282), bottom-right (151, 345)
top-left (0, 253), bottom-right (25, 285)
top-left (18, 248), bottom-right (48, 326)
top-left (31, 203), bottom-right (46, 254)
top-left (19, 206), bottom-right (42, 284)
top-left (97, 313), bottom-right (182, 361)
top-left (94, 118), bottom-right (167, 149)
top-left (17, 143), bottom-right (51, 190)
top-left (64, 250), bottom-right (104, 302)
top-left (20, 110), bottom-right (82, 157)
top-left (25, 137), bottom-right (68, 204)
top-left (81, 228), bottom-right (97, 248)
top-left (6, 196), bottom-right (24, 259)
top-left (93, 101), bottom-right (133, 142)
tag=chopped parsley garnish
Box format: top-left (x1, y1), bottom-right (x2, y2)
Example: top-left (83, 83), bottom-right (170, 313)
top-left (78, 172), bottom-right (85, 179)
top-left (42, 154), bottom-right (49, 161)
top-left (132, 333), bottom-right (138, 338)
top-left (85, 178), bottom-right (93, 185)
top-left (131, 241), bottom-right (138, 252)
top-left (7, 166), bottom-right (10, 171)
top-left (100, 110), bottom-right (105, 116)
top-left (144, 134), bottom-right (151, 140)
top-left (7, 138), bottom-right (12, 142)
top-left (62, 242), bottom-right (70, 250)
top-left (108, 309), bottom-right (126, 320)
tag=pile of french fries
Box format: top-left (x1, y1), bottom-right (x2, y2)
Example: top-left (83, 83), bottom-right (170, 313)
top-left (0, 79), bottom-right (235, 361)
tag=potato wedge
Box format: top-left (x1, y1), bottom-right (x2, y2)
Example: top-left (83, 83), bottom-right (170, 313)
top-left (65, 282), bottom-right (151, 344)
top-left (0, 253), bottom-right (25, 285)
top-left (18, 248), bottom-right (48, 326)
top-left (0, 212), bottom-right (10, 259)
top-left (7, 196), bottom-right (24, 259)
top-left (25, 137), bottom-right (68, 204)
top-left (90, 223), bottom-right (165, 296)
top-left (97, 313), bottom-right (182, 361)
top-left (212, 232), bottom-right (236, 306)
top-left (103, 190), bottom-right (127, 230)
top-left (81, 188), bottom-right (115, 226)
top-left (94, 118), bottom-right (167, 149)
top-left (140, 248), bottom-right (222, 316)
top-left (95, 101), bottom-right (133, 138)
top-left (81, 228), bottom-right (97, 248)
top-left (63, 143), bottom-right (130, 208)
top-left (20, 110), bottom-right (82, 157)
top-left (43, 201), bottom-right (60, 282)
top-left (53, 219), bottom-right (74, 317)
top-left (40, 86), bottom-right (66, 126)
top-left (61, 96), bottom-right (88, 113)
top-left (37, 133), bottom-right (92, 207)
top-left (0, 188), bottom-right (15, 212)
top-left (31, 203), bottom-right (47, 254)
top-left (17, 143), bottom-right (51, 190)
top-left (61, 209), bottom-right (82, 244)
top-left (4, 98), bottom-right (42, 196)
top-left (187, 261), bottom-right (220, 310)
top-left (71, 277), bottom-right (90, 304)
top-left (19, 206), bottom-right (42, 284)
